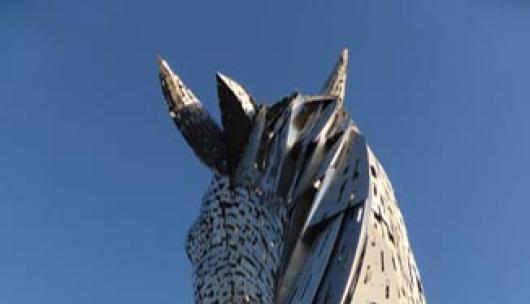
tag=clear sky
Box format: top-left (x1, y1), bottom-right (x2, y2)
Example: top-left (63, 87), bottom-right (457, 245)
top-left (1, 0), bottom-right (529, 303)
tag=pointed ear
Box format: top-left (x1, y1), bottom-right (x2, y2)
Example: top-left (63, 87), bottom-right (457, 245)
top-left (216, 73), bottom-right (257, 177)
top-left (158, 57), bottom-right (227, 175)
top-left (321, 48), bottom-right (349, 105)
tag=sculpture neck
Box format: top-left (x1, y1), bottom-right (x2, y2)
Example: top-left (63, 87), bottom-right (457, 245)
top-left (186, 176), bottom-right (287, 303)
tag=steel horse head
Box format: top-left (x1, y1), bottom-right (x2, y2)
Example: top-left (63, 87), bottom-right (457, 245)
top-left (157, 50), bottom-right (426, 304)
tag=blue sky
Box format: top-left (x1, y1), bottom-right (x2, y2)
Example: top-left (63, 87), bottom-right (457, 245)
top-left (1, 0), bottom-right (529, 303)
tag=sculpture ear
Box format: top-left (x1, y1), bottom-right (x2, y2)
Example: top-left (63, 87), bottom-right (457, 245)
top-left (158, 57), bottom-right (227, 175)
top-left (321, 48), bottom-right (349, 105)
top-left (216, 73), bottom-right (257, 177)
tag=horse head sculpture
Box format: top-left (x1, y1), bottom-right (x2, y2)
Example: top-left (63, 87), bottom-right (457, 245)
top-left (157, 50), bottom-right (426, 304)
